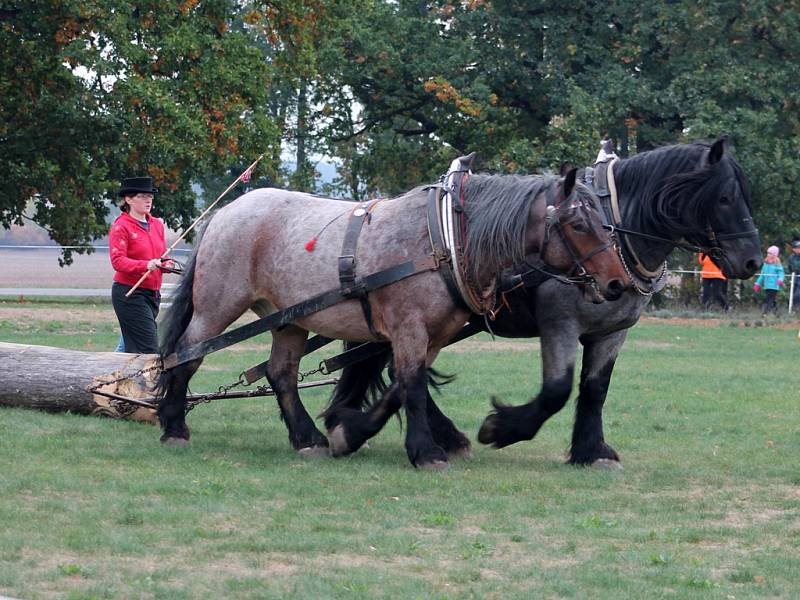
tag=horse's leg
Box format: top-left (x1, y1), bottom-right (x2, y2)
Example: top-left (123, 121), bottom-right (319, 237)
top-left (568, 330), bottom-right (627, 466)
top-left (158, 358), bottom-right (202, 444)
top-left (426, 386), bottom-right (472, 458)
top-left (330, 327), bottom-right (449, 469)
top-left (477, 325), bottom-right (578, 448)
top-left (327, 361), bottom-right (471, 459)
top-left (158, 282), bottom-right (255, 445)
top-left (321, 342), bottom-right (391, 433)
top-left (396, 327), bottom-right (450, 469)
top-left (327, 379), bottom-right (404, 457)
top-left (266, 324), bottom-right (329, 455)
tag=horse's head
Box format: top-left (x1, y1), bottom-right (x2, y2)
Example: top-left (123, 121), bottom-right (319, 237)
top-left (538, 169), bottom-right (630, 303)
top-left (659, 138), bottom-right (762, 279)
top-left (698, 139), bottom-right (762, 278)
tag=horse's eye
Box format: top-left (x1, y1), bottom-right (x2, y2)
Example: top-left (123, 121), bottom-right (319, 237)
top-left (569, 220), bottom-right (589, 233)
top-left (719, 196), bottom-right (731, 206)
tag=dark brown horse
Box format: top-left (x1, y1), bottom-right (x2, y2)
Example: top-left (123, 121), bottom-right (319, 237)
top-left (157, 170), bottom-right (630, 469)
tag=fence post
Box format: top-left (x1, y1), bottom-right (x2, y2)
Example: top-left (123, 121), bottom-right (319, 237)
top-left (790, 272), bottom-right (796, 314)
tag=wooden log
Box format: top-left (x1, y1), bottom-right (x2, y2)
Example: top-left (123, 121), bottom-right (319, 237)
top-left (0, 342), bottom-right (160, 424)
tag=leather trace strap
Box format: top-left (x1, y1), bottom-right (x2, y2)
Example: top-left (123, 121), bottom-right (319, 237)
top-left (162, 254), bottom-right (439, 371)
top-left (339, 200), bottom-right (380, 337)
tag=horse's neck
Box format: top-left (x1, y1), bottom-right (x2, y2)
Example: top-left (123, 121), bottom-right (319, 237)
top-left (615, 148), bottom-right (702, 271)
top-left (617, 194), bottom-right (674, 271)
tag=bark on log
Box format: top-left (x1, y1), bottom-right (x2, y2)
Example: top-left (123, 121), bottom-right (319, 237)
top-left (0, 342), bottom-right (159, 424)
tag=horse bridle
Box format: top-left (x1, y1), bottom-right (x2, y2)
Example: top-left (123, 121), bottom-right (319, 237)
top-left (606, 220), bottom-right (759, 262)
top-left (591, 156), bottom-right (758, 292)
top-left (534, 186), bottom-right (617, 288)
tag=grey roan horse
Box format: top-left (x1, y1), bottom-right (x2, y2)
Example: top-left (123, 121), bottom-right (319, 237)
top-left (324, 138), bottom-right (762, 467)
top-left (157, 170), bottom-right (629, 468)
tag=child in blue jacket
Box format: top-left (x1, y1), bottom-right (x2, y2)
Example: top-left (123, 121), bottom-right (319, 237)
top-left (753, 245), bottom-right (785, 315)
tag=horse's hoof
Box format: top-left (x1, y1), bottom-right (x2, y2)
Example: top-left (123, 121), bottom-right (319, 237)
top-left (161, 436), bottom-right (190, 447)
top-left (592, 458), bottom-right (623, 471)
top-left (476, 418), bottom-right (497, 445)
top-left (298, 445), bottom-right (331, 458)
top-left (327, 424), bottom-right (352, 457)
top-left (418, 459), bottom-right (451, 471)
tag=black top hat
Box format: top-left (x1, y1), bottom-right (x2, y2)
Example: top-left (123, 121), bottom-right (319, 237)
top-left (118, 176), bottom-right (160, 197)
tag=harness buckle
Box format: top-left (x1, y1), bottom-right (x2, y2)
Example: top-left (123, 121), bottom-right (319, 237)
top-left (338, 254), bottom-right (356, 279)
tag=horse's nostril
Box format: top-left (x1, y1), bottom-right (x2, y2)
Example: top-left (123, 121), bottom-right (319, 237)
top-left (605, 279), bottom-right (625, 300)
top-left (745, 258), bottom-right (761, 274)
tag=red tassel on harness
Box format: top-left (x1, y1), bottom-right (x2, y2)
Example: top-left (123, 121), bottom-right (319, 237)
top-left (304, 237), bottom-right (317, 252)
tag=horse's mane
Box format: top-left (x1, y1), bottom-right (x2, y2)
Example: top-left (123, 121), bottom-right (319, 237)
top-left (614, 142), bottom-right (751, 243)
top-left (461, 174), bottom-right (556, 285)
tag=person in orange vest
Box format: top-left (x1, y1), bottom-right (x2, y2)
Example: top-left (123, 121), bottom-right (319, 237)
top-left (698, 252), bottom-right (730, 311)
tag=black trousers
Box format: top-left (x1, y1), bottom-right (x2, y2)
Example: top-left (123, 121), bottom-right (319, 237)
top-left (762, 289), bottom-right (778, 315)
top-left (702, 278), bottom-right (729, 310)
top-left (112, 282), bottom-right (161, 353)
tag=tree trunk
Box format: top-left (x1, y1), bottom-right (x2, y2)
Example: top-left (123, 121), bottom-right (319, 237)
top-left (0, 342), bottom-right (159, 424)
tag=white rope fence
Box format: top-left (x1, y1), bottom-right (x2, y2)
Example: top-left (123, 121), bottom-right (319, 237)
top-left (0, 247), bottom-right (798, 313)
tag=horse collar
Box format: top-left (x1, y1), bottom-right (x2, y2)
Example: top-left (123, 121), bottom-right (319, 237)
top-left (426, 158), bottom-right (497, 315)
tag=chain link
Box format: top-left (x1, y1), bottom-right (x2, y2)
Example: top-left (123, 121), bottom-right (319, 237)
top-left (86, 361), bottom-right (163, 393)
top-left (185, 371), bottom-right (249, 413)
top-left (88, 356), bottom-right (333, 415)
top-left (297, 360), bottom-right (330, 382)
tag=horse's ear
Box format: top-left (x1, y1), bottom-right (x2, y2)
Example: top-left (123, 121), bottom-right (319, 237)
top-left (562, 167), bottom-right (577, 197)
top-left (559, 161), bottom-right (574, 177)
top-left (708, 137), bottom-right (727, 165)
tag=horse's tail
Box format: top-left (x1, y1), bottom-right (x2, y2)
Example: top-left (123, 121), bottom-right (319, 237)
top-left (320, 342), bottom-right (392, 426)
top-left (155, 243), bottom-right (199, 397)
top-left (428, 366), bottom-right (456, 393)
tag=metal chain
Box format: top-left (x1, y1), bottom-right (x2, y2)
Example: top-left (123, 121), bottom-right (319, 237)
top-left (86, 362), bottom-right (163, 393)
top-left (185, 371), bottom-right (249, 413)
top-left (298, 360), bottom-right (330, 382)
top-left (87, 357), bottom-right (333, 415)
top-left (615, 237), bottom-right (667, 297)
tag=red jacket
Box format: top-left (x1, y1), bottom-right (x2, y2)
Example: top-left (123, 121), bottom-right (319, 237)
top-left (109, 212), bottom-right (167, 291)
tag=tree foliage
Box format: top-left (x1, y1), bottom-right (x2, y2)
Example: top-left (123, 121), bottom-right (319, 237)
top-left (2, 1), bottom-right (798, 254)
top-left (0, 0), bottom-right (321, 262)
top-left (312, 0), bottom-right (800, 242)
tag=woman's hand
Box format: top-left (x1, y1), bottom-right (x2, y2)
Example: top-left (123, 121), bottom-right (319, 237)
top-left (147, 258), bottom-right (161, 271)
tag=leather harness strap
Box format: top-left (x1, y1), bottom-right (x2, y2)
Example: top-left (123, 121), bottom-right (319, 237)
top-left (590, 158), bottom-right (668, 291)
top-left (339, 201), bottom-right (380, 338)
top-left (162, 254), bottom-right (439, 371)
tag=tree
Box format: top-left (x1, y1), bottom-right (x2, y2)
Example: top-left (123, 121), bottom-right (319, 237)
top-left (0, 1), bottom-right (319, 262)
top-left (313, 1), bottom-right (800, 241)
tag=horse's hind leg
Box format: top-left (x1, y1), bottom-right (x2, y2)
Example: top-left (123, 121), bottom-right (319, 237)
top-left (327, 379), bottom-right (404, 457)
top-left (477, 327), bottom-right (578, 449)
top-left (158, 358), bottom-right (202, 444)
top-left (426, 391), bottom-right (472, 458)
top-left (266, 324), bottom-right (329, 455)
top-left (568, 331), bottom-right (625, 466)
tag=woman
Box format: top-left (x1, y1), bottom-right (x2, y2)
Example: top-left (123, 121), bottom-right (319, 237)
top-left (109, 176), bottom-right (172, 353)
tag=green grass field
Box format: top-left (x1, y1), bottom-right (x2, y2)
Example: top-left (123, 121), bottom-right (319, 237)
top-left (1, 301), bottom-right (798, 599)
